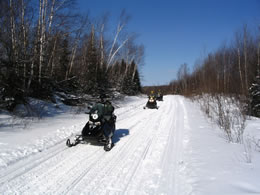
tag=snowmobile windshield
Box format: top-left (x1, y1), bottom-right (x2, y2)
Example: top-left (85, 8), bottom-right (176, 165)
top-left (90, 103), bottom-right (104, 114)
top-left (89, 103), bottom-right (104, 121)
top-left (89, 102), bottom-right (114, 121)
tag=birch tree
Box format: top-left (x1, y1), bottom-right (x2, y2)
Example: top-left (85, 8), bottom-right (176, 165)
top-left (9, 0), bottom-right (18, 67)
top-left (66, 16), bottom-right (88, 79)
top-left (96, 13), bottom-right (109, 68)
top-left (243, 25), bottom-right (248, 94)
top-left (107, 9), bottom-right (130, 66)
top-left (38, 0), bottom-right (46, 83)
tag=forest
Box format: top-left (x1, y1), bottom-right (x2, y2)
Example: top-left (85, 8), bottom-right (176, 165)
top-left (0, 0), bottom-right (259, 119)
top-left (144, 25), bottom-right (260, 118)
top-left (0, 0), bottom-right (143, 111)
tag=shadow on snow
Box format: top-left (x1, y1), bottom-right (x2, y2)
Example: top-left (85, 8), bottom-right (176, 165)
top-left (112, 129), bottom-right (129, 144)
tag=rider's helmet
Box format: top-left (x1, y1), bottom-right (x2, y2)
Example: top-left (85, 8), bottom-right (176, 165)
top-left (100, 94), bottom-right (108, 103)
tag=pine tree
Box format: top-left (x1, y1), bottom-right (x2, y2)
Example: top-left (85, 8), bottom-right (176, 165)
top-left (59, 37), bottom-right (70, 80)
top-left (132, 68), bottom-right (142, 93)
top-left (249, 75), bottom-right (260, 117)
top-left (121, 61), bottom-right (141, 95)
top-left (117, 59), bottom-right (127, 91)
top-left (85, 27), bottom-right (99, 94)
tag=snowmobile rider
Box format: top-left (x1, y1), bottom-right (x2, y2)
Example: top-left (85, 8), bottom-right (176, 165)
top-left (149, 90), bottom-right (156, 99)
top-left (157, 90), bottom-right (162, 96)
top-left (90, 94), bottom-right (116, 143)
top-left (157, 90), bottom-right (163, 99)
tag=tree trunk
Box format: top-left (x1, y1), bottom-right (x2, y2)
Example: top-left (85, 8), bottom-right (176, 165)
top-left (108, 38), bottom-right (129, 66)
top-left (100, 24), bottom-right (105, 68)
top-left (238, 47), bottom-right (244, 93)
top-left (48, 0), bottom-right (56, 34)
top-left (21, 0), bottom-right (27, 89)
top-left (27, 0), bottom-right (42, 89)
top-left (108, 23), bottom-right (124, 66)
top-left (257, 42), bottom-right (260, 77)
top-left (38, 0), bottom-right (47, 84)
top-left (243, 26), bottom-right (248, 94)
top-left (66, 37), bottom-right (78, 80)
top-left (48, 36), bottom-right (58, 76)
top-left (9, 0), bottom-right (18, 66)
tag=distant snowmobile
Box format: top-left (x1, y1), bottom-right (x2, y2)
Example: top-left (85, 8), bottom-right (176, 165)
top-left (66, 96), bottom-right (116, 151)
top-left (156, 93), bottom-right (163, 101)
top-left (143, 95), bottom-right (158, 109)
top-left (156, 90), bottom-right (163, 101)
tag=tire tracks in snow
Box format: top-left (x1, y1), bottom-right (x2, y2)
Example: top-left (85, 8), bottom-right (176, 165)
top-left (0, 140), bottom-right (67, 186)
top-left (0, 96), bottom-right (192, 194)
top-left (65, 105), bottom-right (162, 194)
top-left (76, 98), bottom-right (169, 194)
top-left (156, 96), bottom-right (191, 195)
top-left (123, 96), bottom-right (177, 194)
top-left (0, 98), bottom-right (147, 194)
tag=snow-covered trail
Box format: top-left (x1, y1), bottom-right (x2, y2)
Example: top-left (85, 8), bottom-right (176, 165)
top-left (0, 96), bottom-right (191, 194)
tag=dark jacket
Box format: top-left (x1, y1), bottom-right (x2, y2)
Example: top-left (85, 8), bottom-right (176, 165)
top-left (90, 101), bottom-right (114, 122)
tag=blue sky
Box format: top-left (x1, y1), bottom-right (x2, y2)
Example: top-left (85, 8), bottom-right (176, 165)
top-left (77, 0), bottom-right (260, 86)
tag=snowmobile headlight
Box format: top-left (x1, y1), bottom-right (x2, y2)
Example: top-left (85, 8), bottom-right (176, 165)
top-left (95, 122), bottom-right (101, 125)
top-left (149, 99), bottom-right (154, 102)
top-left (89, 121), bottom-right (93, 124)
top-left (92, 113), bottom-right (99, 120)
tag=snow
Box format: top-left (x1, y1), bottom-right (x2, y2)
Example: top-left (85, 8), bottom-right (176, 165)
top-left (0, 95), bottom-right (260, 194)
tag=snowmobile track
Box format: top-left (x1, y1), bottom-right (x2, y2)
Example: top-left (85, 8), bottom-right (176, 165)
top-left (0, 142), bottom-right (67, 185)
top-left (0, 96), bottom-right (193, 194)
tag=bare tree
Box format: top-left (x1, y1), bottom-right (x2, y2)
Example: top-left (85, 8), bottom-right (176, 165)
top-left (237, 47), bottom-right (244, 93)
top-left (66, 16), bottom-right (88, 79)
top-left (243, 24), bottom-right (249, 94)
top-left (107, 9), bottom-right (131, 66)
top-left (96, 12), bottom-right (109, 68)
top-left (9, 0), bottom-right (18, 66)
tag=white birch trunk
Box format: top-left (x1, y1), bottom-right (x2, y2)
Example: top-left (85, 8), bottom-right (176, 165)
top-left (66, 18), bottom-right (87, 79)
top-left (107, 23), bottom-right (124, 66)
top-left (27, 0), bottom-right (42, 89)
top-left (48, 0), bottom-right (56, 34)
top-left (100, 24), bottom-right (104, 68)
top-left (10, 0), bottom-right (18, 64)
top-left (258, 42), bottom-right (260, 77)
top-left (48, 36), bottom-right (58, 76)
top-left (38, 0), bottom-right (44, 83)
top-left (21, 0), bottom-right (27, 89)
top-left (238, 47), bottom-right (244, 93)
top-left (108, 38), bottom-right (129, 66)
top-left (243, 27), bottom-right (248, 91)
top-left (223, 51), bottom-right (226, 93)
top-left (39, 0), bottom-right (47, 83)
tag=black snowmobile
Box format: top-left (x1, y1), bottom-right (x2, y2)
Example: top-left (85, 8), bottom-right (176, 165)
top-left (143, 95), bottom-right (158, 109)
top-left (156, 93), bottom-right (163, 101)
top-left (66, 100), bottom-right (117, 151)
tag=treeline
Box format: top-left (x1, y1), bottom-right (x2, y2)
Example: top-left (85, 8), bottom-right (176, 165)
top-left (170, 25), bottom-right (258, 96)
top-left (143, 25), bottom-right (260, 116)
top-left (0, 0), bottom-right (143, 110)
top-left (167, 25), bottom-right (259, 116)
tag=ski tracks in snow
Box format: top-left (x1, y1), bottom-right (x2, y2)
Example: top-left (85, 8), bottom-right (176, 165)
top-left (0, 95), bottom-right (193, 194)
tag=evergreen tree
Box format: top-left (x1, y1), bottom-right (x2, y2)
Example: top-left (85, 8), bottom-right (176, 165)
top-left (121, 61), bottom-right (141, 95)
top-left (117, 59), bottom-right (127, 91)
top-left (249, 75), bottom-right (260, 117)
top-left (85, 27), bottom-right (99, 94)
top-left (96, 60), bottom-right (108, 92)
top-left (132, 68), bottom-right (142, 93)
top-left (121, 67), bottom-right (132, 94)
top-left (59, 37), bottom-right (70, 80)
